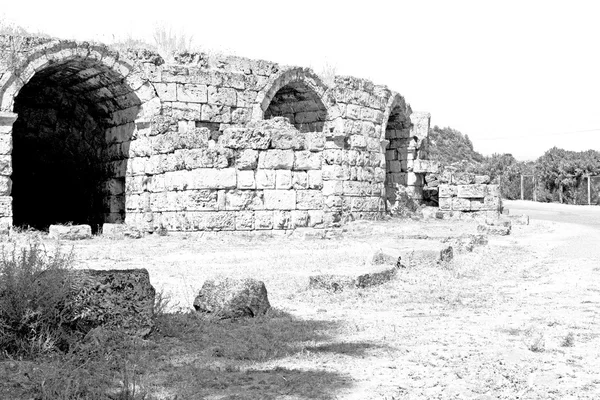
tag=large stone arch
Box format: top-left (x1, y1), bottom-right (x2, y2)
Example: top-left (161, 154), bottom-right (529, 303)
top-left (0, 40), bottom-right (159, 231)
top-left (252, 67), bottom-right (342, 134)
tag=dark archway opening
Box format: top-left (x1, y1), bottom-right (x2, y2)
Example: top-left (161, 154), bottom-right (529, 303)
top-left (384, 106), bottom-right (412, 208)
top-left (264, 81), bottom-right (327, 133)
top-left (12, 58), bottom-right (140, 232)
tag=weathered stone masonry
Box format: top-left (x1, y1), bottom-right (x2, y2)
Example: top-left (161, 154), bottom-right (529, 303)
top-left (0, 35), bottom-right (443, 232)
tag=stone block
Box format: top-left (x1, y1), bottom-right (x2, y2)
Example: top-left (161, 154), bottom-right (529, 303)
top-left (457, 184), bottom-right (487, 198)
top-left (55, 269), bottom-right (156, 337)
top-left (236, 149), bottom-right (259, 170)
top-left (193, 278), bottom-right (270, 319)
top-left (237, 170), bottom-right (256, 189)
top-left (291, 210), bottom-right (309, 228)
top-left (388, 160), bottom-right (402, 173)
top-left (309, 265), bottom-right (397, 291)
top-left (276, 170), bottom-right (292, 189)
top-left (263, 190), bottom-right (296, 210)
top-left (484, 195), bottom-right (501, 211)
top-left (273, 210), bottom-right (291, 230)
top-left (324, 196), bottom-right (342, 210)
top-left (308, 210), bottom-right (325, 227)
top-left (453, 172), bottom-right (476, 185)
top-left (222, 127), bottom-right (270, 150)
top-left (323, 149), bottom-right (343, 165)
top-left (438, 183), bottom-right (458, 198)
top-left (255, 211), bottom-right (273, 229)
top-left (0, 176), bottom-right (11, 195)
top-left (0, 196), bottom-right (11, 217)
top-left (322, 164), bottom-right (350, 180)
top-left (452, 197), bottom-right (471, 211)
top-left (308, 170), bottom-right (323, 189)
top-left (271, 130), bottom-right (305, 150)
top-left (102, 223), bottom-right (143, 239)
top-left (235, 211), bottom-right (255, 230)
top-left (176, 83), bottom-right (208, 103)
top-left (322, 180), bottom-right (344, 196)
top-left (348, 134), bottom-right (367, 149)
top-left (470, 198), bottom-right (485, 211)
top-left (164, 168), bottom-right (236, 190)
top-left (296, 190), bottom-right (325, 210)
top-left (155, 82), bottom-right (177, 101)
top-left (475, 175), bottom-right (491, 184)
top-left (256, 169), bottom-right (276, 189)
top-left (294, 151), bottom-right (322, 170)
top-left (477, 224), bottom-right (511, 236)
top-left (207, 86), bottom-right (237, 107)
top-left (224, 190), bottom-right (261, 210)
top-left (305, 132), bottom-right (325, 151)
top-left (412, 160), bottom-right (440, 174)
top-left (292, 171), bottom-right (308, 189)
top-left (49, 224), bottom-right (92, 240)
top-left (258, 150), bottom-right (294, 169)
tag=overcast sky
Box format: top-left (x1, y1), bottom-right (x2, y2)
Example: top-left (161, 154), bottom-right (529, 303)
top-left (2, 0), bottom-right (600, 161)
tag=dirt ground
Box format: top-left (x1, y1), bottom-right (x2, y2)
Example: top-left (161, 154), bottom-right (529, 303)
top-left (5, 204), bottom-right (600, 399)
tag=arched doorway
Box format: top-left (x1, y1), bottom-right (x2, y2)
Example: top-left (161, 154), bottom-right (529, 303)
top-left (383, 102), bottom-right (412, 209)
top-left (10, 57), bottom-right (140, 232)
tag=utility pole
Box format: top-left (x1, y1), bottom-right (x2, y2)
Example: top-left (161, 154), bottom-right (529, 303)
top-left (520, 175), bottom-right (524, 201)
top-left (588, 175), bottom-right (592, 205)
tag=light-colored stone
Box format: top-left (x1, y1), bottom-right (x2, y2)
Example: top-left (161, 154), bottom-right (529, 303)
top-left (258, 150), bottom-right (294, 170)
top-left (49, 224), bottom-right (92, 240)
top-left (263, 190), bottom-right (296, 210)
top-left (193, 278), bottom-right (271, 319)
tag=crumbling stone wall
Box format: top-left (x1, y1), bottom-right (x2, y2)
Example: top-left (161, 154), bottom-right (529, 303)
top-left (0, 35), bottom-right (434, 232)
top-left (436, 169), bottom-right (502, 219)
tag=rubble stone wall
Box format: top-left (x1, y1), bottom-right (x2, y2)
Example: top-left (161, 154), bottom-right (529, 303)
top-left (0, 36), bottom-right (433, 232)
top-left (436, 170), bottom-right (502, 219)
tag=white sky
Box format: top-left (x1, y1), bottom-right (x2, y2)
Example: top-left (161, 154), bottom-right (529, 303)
top-left (2, 0), bottom-right (600, 161)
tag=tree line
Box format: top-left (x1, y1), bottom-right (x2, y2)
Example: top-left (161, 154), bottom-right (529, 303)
top-left (427, 126), bottom-right (600, 204)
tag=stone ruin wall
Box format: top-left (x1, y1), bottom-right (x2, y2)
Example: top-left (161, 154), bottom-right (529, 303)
top-left (430, 169), bottom-right (502, 220)
top-left (0, 35), bottom-right (443, 232)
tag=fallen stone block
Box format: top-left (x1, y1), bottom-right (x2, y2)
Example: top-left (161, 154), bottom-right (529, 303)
top-left (508, 214), bottom-right (529, 225)
top-left (309, 265), bottom-right (398, 291)
top-left (477, 224), bottom-right (511, 236)
top-left (193, 278), bottom-right (271, 319)
top-left (102, 223), bottom-right (143, 239)
top-left (442, 234), bottom-right (489, 253)
top-left (31, 268), bottom-right (156, 338)
top-left (49, 224), bottom-right (92, 240)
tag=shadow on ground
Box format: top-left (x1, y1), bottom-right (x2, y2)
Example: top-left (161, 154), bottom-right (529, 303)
top-left (138, 308), bottom-right (386, 399)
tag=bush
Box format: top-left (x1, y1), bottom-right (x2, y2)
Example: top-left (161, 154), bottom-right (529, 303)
top-left (0, 240), bottom-right (75, 357)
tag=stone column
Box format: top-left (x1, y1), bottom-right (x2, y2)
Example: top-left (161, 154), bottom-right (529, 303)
top-left (0, 112), bottom-right (15, 231)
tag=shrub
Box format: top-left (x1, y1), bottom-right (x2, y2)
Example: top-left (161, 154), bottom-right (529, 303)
top-left (0, 240), bottom-right (75, 357)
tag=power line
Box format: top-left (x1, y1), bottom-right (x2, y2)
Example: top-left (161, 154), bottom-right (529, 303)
top-left (476, 128), bottom-right (600, 141)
